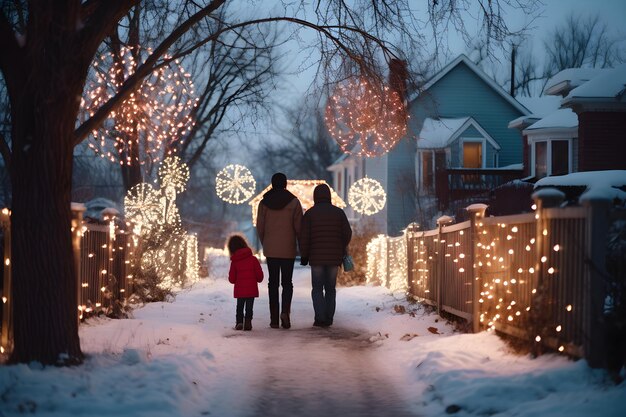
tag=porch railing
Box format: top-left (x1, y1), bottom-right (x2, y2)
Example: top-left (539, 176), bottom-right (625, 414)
top-left (436, 167), bottom-right (525, 210)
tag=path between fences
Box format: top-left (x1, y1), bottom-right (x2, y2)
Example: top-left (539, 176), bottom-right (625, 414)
top-left (216, 266), bottom-right (419, 417)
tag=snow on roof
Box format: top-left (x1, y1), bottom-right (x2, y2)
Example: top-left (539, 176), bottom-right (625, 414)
top-left (544, 68), bottom-right (607, 96)
top-left (535, 170), bottom-right (626, 202)
top-left (524, 108), bottom-right (578, 131)
top-left (417, 117), bottom-right (470, 149)
top-left (563, 63), bottom-right (626, 101)
top-left (516, 95), bottom-right (562, 117)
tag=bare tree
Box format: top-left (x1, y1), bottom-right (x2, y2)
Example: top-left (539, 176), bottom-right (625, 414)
top-left (258, 100), bottom-right (342, 182)
top-left (511, 13), bottom-right (624, 96)
top-left (542, 13), bottom-right (625, 84)
top-left (0, 0), bottom-right (540, 365)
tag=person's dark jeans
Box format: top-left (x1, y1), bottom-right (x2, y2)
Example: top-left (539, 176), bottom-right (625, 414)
top-left (310, 265), bottom-right (338, 325)
top-left (266, 257), bottom-right (295, 324)
top-left (236, 297), bottom-right (255, 324)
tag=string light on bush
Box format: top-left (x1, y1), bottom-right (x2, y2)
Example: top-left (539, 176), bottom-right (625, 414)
top-left (325, 77), bottom-right (407, 157)
top-left (124, 183), bottom-right (162, 233)
top-left (215, 164), bottom-right (256, 204)
top-left (348, 177), bottom-right (387, 215)
top-left (81, 45), bottom-right (198, 166)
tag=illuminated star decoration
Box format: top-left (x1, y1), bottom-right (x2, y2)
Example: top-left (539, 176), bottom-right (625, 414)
top-left (158, 155), bottom-right (190, 196)
top-left (348, 177), bottom-right (387, 215)
top-left (215, 164), bottom-right (257, 204)
top-left (325, 77), bottom-right (407, 157)
top-left (81, 45), bottom-right (198, 166)
top-left (124, 182), bottom-right (162, 233)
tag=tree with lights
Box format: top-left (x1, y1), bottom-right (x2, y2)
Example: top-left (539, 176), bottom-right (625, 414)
top-left (0, 0), bottom-right (540, 365)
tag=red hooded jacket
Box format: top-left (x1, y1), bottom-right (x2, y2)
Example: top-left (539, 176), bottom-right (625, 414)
top-left (228, 247), bottom-right (264, 298)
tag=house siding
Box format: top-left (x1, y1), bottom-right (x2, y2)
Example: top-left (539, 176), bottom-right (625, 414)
top-left (413, 62), bottom-right (523, 166)
top-left (386, 137), bottom-right (416, 236)
top-left (577, 111), bottom-right (626, 171)
top-left (381, 60), bottom-right (525, 234)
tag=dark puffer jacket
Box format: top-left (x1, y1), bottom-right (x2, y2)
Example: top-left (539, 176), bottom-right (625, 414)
top-left (299, 184), bottom-right (352, 266)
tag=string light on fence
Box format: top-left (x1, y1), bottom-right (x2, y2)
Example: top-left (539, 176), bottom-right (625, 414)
top-left (325, 77), bottom-right (407, 157)
top-left (80, 45), bottom-right (198, 166)
top-left (215, 164), bottom-right (256, 204)
top-left (348, 177), bottom-right (386, 215)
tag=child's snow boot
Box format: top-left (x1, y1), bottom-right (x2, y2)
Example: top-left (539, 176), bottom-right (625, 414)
top-left (244, 318), bottom-right (252, 331)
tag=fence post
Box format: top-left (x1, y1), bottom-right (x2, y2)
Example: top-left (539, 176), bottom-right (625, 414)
top-left (436, 216), bottom-right (453, 314)
top-left (530, 188), bottom-right (565, 356)
top-left (581, 194), bottom-right (612, 368)
top-left (1, 208), bottom-right (12, 355)
top-left (71, 203), bottom-right (86, 324)
top-left (467, 204), bottom-right (488, 333)
top-left (405, 223), bottom-right (419, 296)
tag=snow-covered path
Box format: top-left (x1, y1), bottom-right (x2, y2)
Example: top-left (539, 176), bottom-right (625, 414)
top-left (1, 255), bottom-right (625, 417)
top-left (221, 321), bottom-right (416, 416)
top-left (178, 261), bottom-right (420, 416)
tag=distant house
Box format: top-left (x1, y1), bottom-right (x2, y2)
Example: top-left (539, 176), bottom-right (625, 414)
top-left (509, 65), bottom-right (626, 181)
top-left (328, 54), bottom-right (530, 235)
top-left (248, 179), bottom-right (345, 226)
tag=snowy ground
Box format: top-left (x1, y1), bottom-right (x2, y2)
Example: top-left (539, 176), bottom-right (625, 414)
top-left (1, 255), bottom-right (625, 417)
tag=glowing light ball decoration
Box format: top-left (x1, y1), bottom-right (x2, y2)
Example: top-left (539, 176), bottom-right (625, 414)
top-left (124, 183), bottom-right (162, 232)
top-left (325, 77), bottom-right (407, 157)
top-left (215, 164), bottom-right (256, 204)
top-left (348, 177), bottom-right (386, 215)
top-left (81, 45), bottom-right (198, 166)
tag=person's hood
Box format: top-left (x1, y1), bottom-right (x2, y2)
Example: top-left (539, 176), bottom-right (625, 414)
top-left (231, 247), bottom-right (254, 262)
top-left (313, 184), bottom-right (331, 204)
top-left (261, 188), bottom-right (296, 210)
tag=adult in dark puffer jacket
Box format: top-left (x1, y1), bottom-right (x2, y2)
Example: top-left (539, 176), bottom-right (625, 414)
top-left (299, 183), bottom-right (352, 327)
top-left (256, 173), bottom-right (303, 329)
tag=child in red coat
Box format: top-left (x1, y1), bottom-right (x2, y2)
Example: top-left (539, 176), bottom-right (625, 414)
top-left (227, 234), bottom-right (264, 330)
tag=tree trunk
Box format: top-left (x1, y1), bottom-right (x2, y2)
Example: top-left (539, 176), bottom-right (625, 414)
top-left (8, 75), bottom-right (84, 366)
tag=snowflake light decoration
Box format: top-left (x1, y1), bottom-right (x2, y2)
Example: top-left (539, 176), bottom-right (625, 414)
top-left (158, 156), bottom-right (190, 195)
top-left (215, 164), bottom-right (256, 204)
top-left (124, 182), bottom-right (162, 232)
top-left (348, 177), bottom-right (387, 215)
top-left (81, 45), bottom-right (198, 166)
top-left (325, 77), bottom-right (407, 157)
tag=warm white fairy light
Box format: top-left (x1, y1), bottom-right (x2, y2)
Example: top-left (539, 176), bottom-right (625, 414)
top-left (325, 77), bottom-right (407, 156)
top-left (124, 183), bottom-right (162, 233)
top-left (123, 157), bottom-right (198, 293)
top-left (348, 177), bottom-right (387, 215)
top-left (185, 234), bottom-right (200, 284)
top-left (81, 46), bottom-right (198, 166)
top-left (215, 164), bottom-right (256, 204)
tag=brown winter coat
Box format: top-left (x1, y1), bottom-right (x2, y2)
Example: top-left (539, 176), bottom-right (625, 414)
top-left (299, 184), bottom-right (352, 266)
top-left (256, 189), bottom-right (303, 259)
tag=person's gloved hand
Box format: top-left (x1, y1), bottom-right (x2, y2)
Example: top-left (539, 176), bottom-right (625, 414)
top-left (300, 257), bottom-right (309, 266)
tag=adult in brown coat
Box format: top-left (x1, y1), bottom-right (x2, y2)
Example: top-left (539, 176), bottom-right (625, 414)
top-left (299, 183), bottom-right (352, 327)
top-left (256, 173), bottom-right (303, 328)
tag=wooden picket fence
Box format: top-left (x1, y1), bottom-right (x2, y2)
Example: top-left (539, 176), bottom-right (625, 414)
top-left (367, 195), bottom-right (626, 368)
top-left (1, 206), bottom-right (132, 355)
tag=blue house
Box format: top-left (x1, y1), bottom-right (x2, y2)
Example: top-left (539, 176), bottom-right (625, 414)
top-left (328, 54), bottom-right (530, 235)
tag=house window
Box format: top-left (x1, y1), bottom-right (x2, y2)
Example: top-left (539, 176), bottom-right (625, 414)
top-left (422, 151), bottom-right (434, 192)
top-left (533, 139), bottom-right (570, 178)
top-left (551, 140), bottom-right (569, 176)
top-left (337, 171), bottom-right (342, 193)
top-left (463, 142), bottom-right (482, 168)
top-left (535, 142), bottom-right (547, 178)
